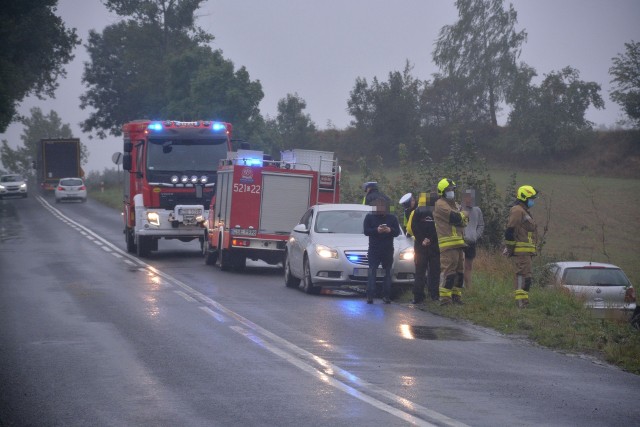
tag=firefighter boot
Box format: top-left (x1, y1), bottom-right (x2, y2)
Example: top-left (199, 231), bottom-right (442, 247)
top-left (452, 272), bottom-right (464, 305)
top-left (515, 275), bottom-right (528, 308)
top-left (439, 274), bottom-right (455, 306)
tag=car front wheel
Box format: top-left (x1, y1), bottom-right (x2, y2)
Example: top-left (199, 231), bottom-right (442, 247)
top-left (284, 252), bottom-right (301, 288)
top-left (302, 256), bottom-right (319, 294)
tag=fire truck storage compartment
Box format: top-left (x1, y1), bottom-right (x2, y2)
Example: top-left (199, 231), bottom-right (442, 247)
top-left (260, 172), bottom-right (312, 234)
top-left (280, 149), bottom-right (334, 173)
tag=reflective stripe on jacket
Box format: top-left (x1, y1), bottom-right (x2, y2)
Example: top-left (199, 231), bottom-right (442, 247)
top-left (434, 198), bottom-right (466, 250)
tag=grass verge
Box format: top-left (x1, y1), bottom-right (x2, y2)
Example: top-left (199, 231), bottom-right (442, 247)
top-left (400, 250), bottom-right (640, 374)
top-left (88, 187), bottom-right (121, 210)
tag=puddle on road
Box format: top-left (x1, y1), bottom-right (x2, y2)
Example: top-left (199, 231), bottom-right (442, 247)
top-left (400, 325), bottom-right (476, 341)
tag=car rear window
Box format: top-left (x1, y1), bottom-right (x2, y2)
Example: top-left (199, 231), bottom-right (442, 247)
top-left (562, 268), bottom-right (630, 287)
top-left (60, 178), bottom-right (83, 186)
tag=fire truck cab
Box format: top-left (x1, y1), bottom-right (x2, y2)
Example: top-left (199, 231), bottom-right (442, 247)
top-left (121, 120), bottom-right (232, 257)
top-left (203, 149), bottom-right (339, 271)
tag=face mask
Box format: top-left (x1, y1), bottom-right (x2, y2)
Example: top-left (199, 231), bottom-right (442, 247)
top-left (527, 199), bottom-right (535, 208)
top-left (445, 191), bottom-right (455, 200)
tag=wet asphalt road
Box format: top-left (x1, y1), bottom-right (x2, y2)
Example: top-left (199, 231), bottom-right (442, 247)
top-left (1, 194), bottom-right (639, 426)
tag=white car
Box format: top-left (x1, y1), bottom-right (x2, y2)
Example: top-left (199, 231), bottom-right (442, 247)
top-left (284, 204), bottom-right (415, 295)
top-left (0, 174), bottom-right (28, 199)
top-left (55, 177), bottom-right (87, 203)
top-left (546, 261), bottom-right (636, 317)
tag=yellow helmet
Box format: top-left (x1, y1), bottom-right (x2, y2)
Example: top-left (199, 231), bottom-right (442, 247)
top-left (516, 185), bottom-right (538, 202)
top-left (437, 178), bottom-right (456, 196)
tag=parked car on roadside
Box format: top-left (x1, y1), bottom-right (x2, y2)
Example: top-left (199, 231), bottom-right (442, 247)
top-left (0, 174), bottom-right (28, 199)
top-left (54, 177), bottom-right (87, 203)
top-left (284, 203), bottom-right (415, 295)
top-left (546, 261), bottom-right (636, 317)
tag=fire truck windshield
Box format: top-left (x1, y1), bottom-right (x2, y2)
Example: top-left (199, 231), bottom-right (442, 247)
top-left (147, 138), bottom-right (228, 172)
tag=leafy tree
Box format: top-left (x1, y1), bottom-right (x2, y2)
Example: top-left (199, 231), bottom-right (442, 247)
top-left (0, 1), bottom-right (80, 132)
top-left (507, 66), bottom-right (604, 155)
top-left (347, 61), bottom-right (426, 162)
top-left (0, 108), bottom-right (85, 177)
top-left (420, 73), bottom-right (489, 127)
top-left (271, 93), bottom-right (317, 150)
top-left (609, 40), bottom-right (640, 128)
top-left (80, 0), bottom-right (263, 138)
top-left (433, 0), bottom-right (527, 126)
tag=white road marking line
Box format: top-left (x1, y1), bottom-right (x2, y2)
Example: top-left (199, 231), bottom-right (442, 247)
top-left (174, 290), bottom-right (196, 303)
top-left (199, 306), bottom-right (227, 322)
top-left (230, 325), bottom-right (435, 427)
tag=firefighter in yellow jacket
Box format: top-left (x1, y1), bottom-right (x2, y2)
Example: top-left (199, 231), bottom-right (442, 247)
top-left (504, 185), bottom-right (538, 308)
top-left (434, 178), bottom-right (468, 305)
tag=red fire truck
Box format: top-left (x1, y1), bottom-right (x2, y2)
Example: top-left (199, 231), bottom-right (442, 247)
top-left (203, 149), bottom-right (339, 271)
top-left (121, 119), bottom-right (233, 257)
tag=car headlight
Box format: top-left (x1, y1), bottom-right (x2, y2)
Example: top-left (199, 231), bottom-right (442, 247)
top-left (399, 247), bottom-right (414, 261)
top-left (0, 185), bottom-right (5, 190)
top-left (20, 183), bottom-right (27, 189)
top-left (315, 244), bottom-right (338, 259)
top-left (147, 212), bottom-right (160, 226)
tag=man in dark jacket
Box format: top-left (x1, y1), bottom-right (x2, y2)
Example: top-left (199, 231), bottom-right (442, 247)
top-left (363, 181), bottom-right (391, 207)
top-left (408, 193), bottom-right (440, 303)
top-left (363, 198), bottom-right (400, 304)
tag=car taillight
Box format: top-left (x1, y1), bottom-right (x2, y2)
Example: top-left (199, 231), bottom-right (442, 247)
top-left (624, 287), bottom-right (636, 303)
top-left (57, 186), bottom-right (64, 191)
top-left (79, 185), bottom-right (86, 190)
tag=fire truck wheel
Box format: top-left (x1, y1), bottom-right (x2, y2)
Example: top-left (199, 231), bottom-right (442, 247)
top-left (125, 227), bottom-right (136, 253)
top-left (218, 248), bottom-right (232, 271)
top-left (137, 236), bottom-right (151, 257)
top-left (302, 256), bottom-right (320, 295)
top-left (203, 241), bottom-right (217, 265)
top-left (284, 252), bottom-right (301, 288)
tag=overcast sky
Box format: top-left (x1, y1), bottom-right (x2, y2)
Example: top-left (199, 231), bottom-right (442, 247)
top-left (2, 0), bottom-right (639, 173)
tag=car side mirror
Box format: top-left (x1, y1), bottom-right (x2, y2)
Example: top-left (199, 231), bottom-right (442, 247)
top-left (293, 223), bottom-right (308, 234)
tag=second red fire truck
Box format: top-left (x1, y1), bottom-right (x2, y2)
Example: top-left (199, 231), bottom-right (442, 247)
top-left (203, 149), bottom-right (340, 271)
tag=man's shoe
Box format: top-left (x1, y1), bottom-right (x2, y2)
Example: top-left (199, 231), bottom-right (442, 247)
top-left (440, 296), bottom-right (452, 306)
top-left (383, 297), bottom-right (391, 304)
top-left (367, 298), bottom-right (373, 304)
top-left (452, 295), bottom-right (464, 305)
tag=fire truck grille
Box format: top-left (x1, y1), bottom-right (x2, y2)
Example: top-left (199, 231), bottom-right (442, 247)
top-left (159, 192), bottom-right (211, 210)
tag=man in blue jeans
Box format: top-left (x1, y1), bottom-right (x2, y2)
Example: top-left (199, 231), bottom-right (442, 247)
top-left (363, 198), bottom-right (400, 304)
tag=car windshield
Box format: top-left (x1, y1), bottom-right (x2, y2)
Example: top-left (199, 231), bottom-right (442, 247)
top-left (314, 210), bottom-right (369, 234)
top-left (1, 175), bottom-right (21, 182)
top-left (60, 178), bottom-right (83, 186)
top-left (562, 267), bottom-right (631, 287)
top-left (147, 138), bottom-right (228, 172)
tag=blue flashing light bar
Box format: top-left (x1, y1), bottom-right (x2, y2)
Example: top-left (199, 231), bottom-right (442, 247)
top-left (148, 122), bottom-right (163, 131)
top-left (243, 157), bottom-right (263, 167)
top-left (348, 255), bottom-right (360, 262)
top-left (211, 122), bottom-right (226, 131)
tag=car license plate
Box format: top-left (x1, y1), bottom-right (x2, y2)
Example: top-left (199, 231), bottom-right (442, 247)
top-left (353, 268), bottom-right (385, 278)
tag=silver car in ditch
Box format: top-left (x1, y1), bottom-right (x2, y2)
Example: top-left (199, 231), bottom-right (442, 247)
top-left (546, 261), bottom-right (636, 318)
top-left (284, 203), bottom-right (415, 294)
